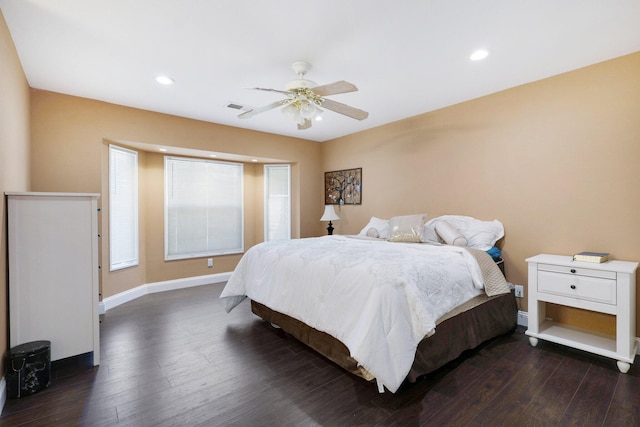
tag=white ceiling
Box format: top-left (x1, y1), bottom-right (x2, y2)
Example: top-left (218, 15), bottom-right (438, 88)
top-left (2, 1), bottom-right (640, 143)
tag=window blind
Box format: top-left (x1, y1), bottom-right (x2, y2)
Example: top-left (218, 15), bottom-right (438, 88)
top-left (264, 164), bottom-right (291, 241)
top-left (165, 156), bottom-right (244, 260)
top-left (109, 145), bottom-right (139, 271)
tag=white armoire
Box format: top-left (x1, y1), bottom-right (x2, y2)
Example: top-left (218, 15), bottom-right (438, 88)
top-left (7, 192), bottom-right (100, 365)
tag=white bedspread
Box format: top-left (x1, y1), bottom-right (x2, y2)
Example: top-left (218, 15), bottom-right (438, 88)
top-left (220, 235), bottom-right (485, 392)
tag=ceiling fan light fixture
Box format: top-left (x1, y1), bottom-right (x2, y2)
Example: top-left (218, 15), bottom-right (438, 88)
top-left (239, 61), bottom-right (368, 129)
top-left (281, 103), bottom-right (300, 121)
top-left (299, 100), bottom-right (317, 119)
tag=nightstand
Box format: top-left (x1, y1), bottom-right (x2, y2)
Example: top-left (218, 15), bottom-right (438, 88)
top-left (525, 254), bottom-right (638, 373)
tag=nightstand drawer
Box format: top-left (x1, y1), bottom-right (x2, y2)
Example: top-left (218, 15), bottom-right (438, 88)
top-left (538, 270), bottom-right (616, 305)
top-left (538, 263), bottom-right (616, 280)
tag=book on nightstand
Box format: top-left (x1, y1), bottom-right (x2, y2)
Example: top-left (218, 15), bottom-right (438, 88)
top-left (572, 251), bottom-right (610, 263)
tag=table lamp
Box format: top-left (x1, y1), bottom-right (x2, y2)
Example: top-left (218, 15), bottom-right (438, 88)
top-left (320, 205), bottom-right (340, 235)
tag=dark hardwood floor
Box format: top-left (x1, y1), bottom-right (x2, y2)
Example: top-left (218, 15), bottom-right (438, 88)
top-left (2, 283), bottom-right (640, 426)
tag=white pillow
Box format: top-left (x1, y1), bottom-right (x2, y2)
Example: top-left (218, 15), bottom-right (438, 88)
top-left (434, 221), bottom-right (468, 246)
top-left (387, 214), bottom-right (426, 243)
top-left (358, 216), bottom-right (389, 239)
top-left (422, 224), bottom-right (439, 243)
top-left (425, 215), bottom-right (504, 250)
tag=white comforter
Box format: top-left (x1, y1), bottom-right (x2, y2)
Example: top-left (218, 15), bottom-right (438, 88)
top-left (220, 235), bottom-right (485, 393)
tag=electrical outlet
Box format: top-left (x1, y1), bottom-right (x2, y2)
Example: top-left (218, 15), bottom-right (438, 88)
top-left (207, 258), bottom-right (213, 268)
top-left (514, 285), bottom-right (524, 298)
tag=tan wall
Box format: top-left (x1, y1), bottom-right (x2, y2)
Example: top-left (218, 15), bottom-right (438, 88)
top-left (30, 91), bottom-right (322, 298)
top-left (0, 10), bottom-right (31, 375)
top-left (137, 152), bottom-right (257, 285)
top-left (322, 51), bottom-right (640, 334)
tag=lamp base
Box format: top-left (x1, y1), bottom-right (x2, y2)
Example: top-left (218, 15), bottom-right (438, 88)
top-left (326, 221), bottom-right (334, 235)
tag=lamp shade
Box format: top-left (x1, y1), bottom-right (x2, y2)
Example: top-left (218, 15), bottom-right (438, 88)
top-left (320, 205), bottom-right (340, 221)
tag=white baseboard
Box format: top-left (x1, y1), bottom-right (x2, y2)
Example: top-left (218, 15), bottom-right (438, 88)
top-left (0, 376), bottom-right (6, 415)
top-left (99, 272), bottom-right (232, 314)
top-left (517, 310), bottom-right (528, 327)
top-left (517, 310), bottom-right (640, 356)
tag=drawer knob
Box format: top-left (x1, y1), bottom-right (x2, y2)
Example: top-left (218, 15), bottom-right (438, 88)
top-left (570, 284), bottom-right (576, 289)
top-left (570, 269), bottom-right (576, 273)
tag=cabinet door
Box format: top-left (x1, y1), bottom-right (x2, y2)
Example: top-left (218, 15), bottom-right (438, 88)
top-left (8, 194), bottom-right (98, 362)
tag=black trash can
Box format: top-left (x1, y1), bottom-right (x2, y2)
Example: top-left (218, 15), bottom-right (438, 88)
top-left (5, 340), bottom-right (51, 398)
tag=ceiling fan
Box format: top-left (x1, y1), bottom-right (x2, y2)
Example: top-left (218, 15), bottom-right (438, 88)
top-left (238, 61), bottom-right (369, 130)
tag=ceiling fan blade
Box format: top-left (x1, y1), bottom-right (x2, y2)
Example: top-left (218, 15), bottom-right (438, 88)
top-left (249, 87), bottom-right (292, 96)
top-left (320, 98), bottom-right (369, 120)
top-left (312, 81), bottom-right (358, 96)
top-left (298, 119), bottom-right (312, 130)
top-left (238, 99), bottom-right (289, 119)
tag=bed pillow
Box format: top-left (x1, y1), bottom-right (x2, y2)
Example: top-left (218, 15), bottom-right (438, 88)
top-left (422, 224), bottom-right (439, 243)
top-left (358, 216), bottom-right (390, 239)
top-left (434, 221), bottom-right (468, 246)
top-left (425, 215), bottom-right (504, 250)
top-left (387, 214), bottom-right (426, 243)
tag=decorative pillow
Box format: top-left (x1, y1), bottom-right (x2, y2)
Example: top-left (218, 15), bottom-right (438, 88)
top-left (387, 214), bottom-right (426, 243)
top-left (422, 224), bottom-right (439, 243)
top-left (434, 221), bottom-right (468, 246)
top-left (425, 215), bottom-right (504, 250)
top-left (358, 216), bottom-right (389, 239)
top-left (366, 228), bottom-right (380, 238)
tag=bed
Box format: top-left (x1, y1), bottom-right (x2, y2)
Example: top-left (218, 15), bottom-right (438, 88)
top-left (220, 215), bottom-right (517, 393)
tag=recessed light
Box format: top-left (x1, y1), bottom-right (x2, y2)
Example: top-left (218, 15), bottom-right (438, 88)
top-left (159, 148), bottom-right (167, 152)
top-left (155, 75), bottom-right (175, 85)
top-left (210, 154), bottom-right (217, 158)
top-left (252, 159), bottom-right (258, 162)
top-left (470, 49), bottom-right (489, 61)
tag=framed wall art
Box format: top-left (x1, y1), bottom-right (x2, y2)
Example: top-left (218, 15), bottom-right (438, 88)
top-left (324, 167), bottom-right (362, 205)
